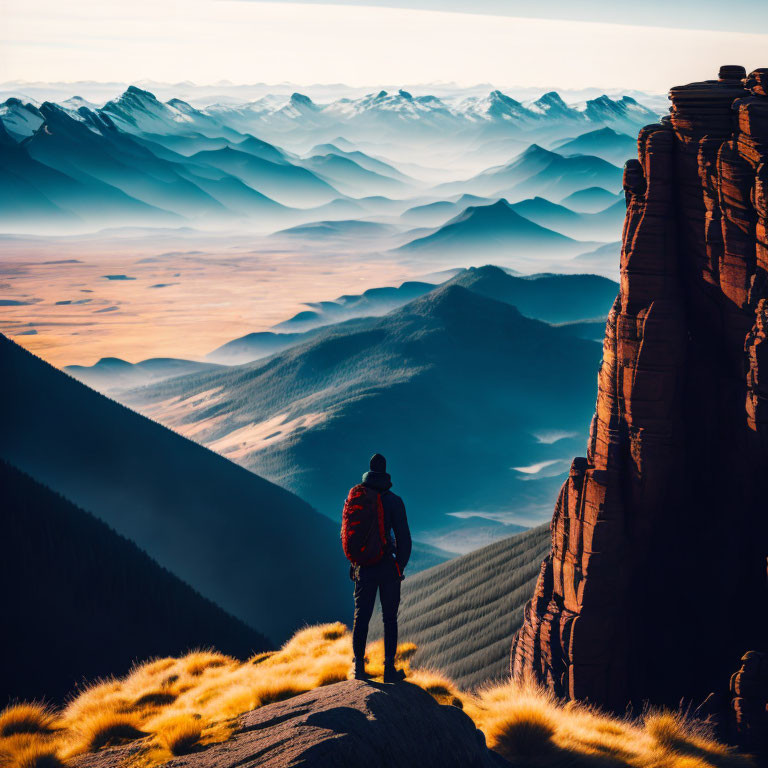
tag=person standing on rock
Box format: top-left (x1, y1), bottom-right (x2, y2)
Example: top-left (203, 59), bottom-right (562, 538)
top-left (341, 453), bottom-right (412, 683)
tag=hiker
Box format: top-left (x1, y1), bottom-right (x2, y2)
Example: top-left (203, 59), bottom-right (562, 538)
top-left (341, 453), bottom-right (412, 683)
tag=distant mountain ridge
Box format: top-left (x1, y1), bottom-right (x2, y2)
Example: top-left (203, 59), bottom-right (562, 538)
top-left (447, 265), bottom-right (618, 324)
top-left (0, 84), bottom-right (659, 233)
top-left (510, 196), bottom-right (625, 240)
top-left (554, 126), bottom-right (637, 166)
top-left (119, 271), bottom-right (606, 538)
top-left (65, 356), bottom-right (222, 391)
top-left (439, 144), bottom-right (623, 201)
top-left (72, 265), bottom-right (617, 378)
top-left (397, 198), bottom-right (593, 257)
top-left (206, 87), bottom-right (659, 138)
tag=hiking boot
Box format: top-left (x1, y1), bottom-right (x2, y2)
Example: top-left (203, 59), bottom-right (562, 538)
top-left (352, 661), bottom-right (370, 680)
top-left (383, 663), bottom-right (406, 684)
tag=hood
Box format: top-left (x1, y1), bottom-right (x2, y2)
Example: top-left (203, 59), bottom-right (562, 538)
top-left (362, 470), bottom-right (392, 492)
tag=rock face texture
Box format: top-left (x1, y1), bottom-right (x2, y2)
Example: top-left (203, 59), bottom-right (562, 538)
top-left (730, 651), bottom-right (768, 755)
top-left (511, 67), bottom-right (768, 714)
top-left (73, 681), bottom-right (507, 768)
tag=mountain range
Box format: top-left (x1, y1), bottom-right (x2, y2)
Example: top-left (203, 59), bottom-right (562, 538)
top-left (0, 84), bottom-right (658, 242)
top-left (437, 144), bottom-right (623, 201)
top-left (206, 88), bottom-right (659, 144)
top-left (117, 267), bottom-right (610, 541)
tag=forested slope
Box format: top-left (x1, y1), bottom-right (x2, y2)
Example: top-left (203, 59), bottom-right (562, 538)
top-left (371, 524), bottom-right (550, 688)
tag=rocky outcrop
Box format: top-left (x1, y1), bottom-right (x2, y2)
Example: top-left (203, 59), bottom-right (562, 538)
top-left (512, 66), bottom-right (768, 714)
top-left (730, 651), bottom-right (768, 755)
top-left (73, 681), bottom-right (507, 768)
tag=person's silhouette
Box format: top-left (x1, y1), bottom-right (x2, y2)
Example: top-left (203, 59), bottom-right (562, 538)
top-left (343, 453), bottom-right (411, 682)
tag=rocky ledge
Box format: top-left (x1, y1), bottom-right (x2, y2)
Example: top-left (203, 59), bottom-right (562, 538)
top-left (73, 680), bottom-right (507, 768)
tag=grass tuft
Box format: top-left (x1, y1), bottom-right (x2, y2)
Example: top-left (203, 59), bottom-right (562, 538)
top-left (321, 623), bottom-right (346, 641)
top-left (0, 705), bottom-right (56, 738)
top-left (153, 714), bottom-right (202, 756)
top-left (183, 651), bottom-right (233, 677)
top-left (76, 713), bottom-right (146, 752)
top-left (0, 740), bottom-right (64, 768)
top-left (254, 679), bottom-right (310, 706)
top-left (406, 670), bottom-right (462, 708)
top-left (132, 692), bottom-right (177, 709)
top-left (486, 707), bottom-right (557, 759)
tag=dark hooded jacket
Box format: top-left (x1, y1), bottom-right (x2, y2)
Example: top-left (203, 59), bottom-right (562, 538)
top-left (357, 469), bottom-right (412, 579)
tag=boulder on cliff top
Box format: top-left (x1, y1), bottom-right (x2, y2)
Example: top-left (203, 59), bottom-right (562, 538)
top-left (73, 680), bottom-right (508, 768)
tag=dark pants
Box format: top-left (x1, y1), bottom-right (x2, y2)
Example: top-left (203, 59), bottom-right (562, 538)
top-left (352, 569), bottom-right (401, 665)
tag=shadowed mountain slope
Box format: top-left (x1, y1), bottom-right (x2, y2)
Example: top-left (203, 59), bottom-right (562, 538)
top-left (0, 334), bottom-right (348, 642)
top-left (0, 460), bottom-right (269, 705)
top-left (0, 119), bottom-right (181, 230)
top-left (207, 330), bottom-right (310, 365)
top-left (371, 525), bottom-right (550, 688)
top-left (207, 281), bottom-right (438, 364)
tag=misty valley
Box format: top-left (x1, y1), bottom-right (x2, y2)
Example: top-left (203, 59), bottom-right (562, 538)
top-left (0, 82), bottom-right (650, 550)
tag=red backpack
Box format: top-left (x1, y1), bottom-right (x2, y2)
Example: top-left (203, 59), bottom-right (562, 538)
top-left (341, 484), bottom-right (386, 566)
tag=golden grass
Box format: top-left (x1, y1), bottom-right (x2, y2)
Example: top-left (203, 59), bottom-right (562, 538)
top-left (74, 712), bottom-right (146, 753)
top-left (0, 706), bottom-right (56, 738)
top-left (0, 624), bottom-right (752, 768)
top-left (462, 678), bottom-right (754, 768)
top-left (0, 738), bottom-right (64, 768)
top-left (152, 714), bottom-right (202, 756)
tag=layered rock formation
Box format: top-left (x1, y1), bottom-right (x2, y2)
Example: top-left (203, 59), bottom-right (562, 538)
top-left (512, 67), bottom-right (768, 714)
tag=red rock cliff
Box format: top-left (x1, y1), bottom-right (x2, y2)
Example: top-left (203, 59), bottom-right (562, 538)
top-left (511, 66), bottom-right (768, 713)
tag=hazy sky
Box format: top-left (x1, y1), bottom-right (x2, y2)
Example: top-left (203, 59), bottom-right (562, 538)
top-left (2, 0), bottom-right (767, 91)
